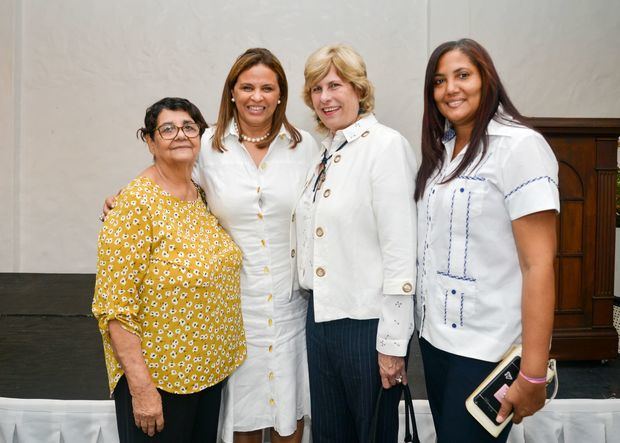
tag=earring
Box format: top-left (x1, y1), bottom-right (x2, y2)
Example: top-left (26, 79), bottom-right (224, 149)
top-left (277, 99), bottom-right (281, 104)
top-left (231, 97), bottom-right (235, 102)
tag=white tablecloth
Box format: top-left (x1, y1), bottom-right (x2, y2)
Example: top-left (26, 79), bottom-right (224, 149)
top-left (1, 397), bottom-right (618, 442)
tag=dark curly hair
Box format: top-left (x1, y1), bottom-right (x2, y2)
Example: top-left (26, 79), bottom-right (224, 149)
top-left (137, 97), bottom-right (208, 142)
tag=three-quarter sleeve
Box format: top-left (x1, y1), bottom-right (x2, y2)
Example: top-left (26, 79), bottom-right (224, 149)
top-left (370, 133), bottom-right (417, 356)
top-left (92, 190), bottom-right (152, 338)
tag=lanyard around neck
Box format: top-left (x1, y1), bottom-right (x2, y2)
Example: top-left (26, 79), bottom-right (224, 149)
top-left (312, 139), bottom-right (348, 202)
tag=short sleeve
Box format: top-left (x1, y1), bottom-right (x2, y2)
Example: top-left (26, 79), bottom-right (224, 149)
top-left (499, 131), bottom-right (560, 220)
top-left (92, 189), bottom-right (152, 337)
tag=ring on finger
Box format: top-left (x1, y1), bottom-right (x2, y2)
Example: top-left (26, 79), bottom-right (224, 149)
top-left (395, 375), bottom-right (403, 383)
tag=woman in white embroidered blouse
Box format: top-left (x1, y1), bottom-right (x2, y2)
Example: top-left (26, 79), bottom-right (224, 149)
top-left (195, 48), bottom-right (318, 443)
top-left (414, 39), bottom-right (559, 442)
top-left (295, 44), bottom-right (417, 442)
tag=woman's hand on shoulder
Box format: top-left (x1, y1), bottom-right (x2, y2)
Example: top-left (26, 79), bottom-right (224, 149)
top-left (101, 193), bottom-right (119, 219)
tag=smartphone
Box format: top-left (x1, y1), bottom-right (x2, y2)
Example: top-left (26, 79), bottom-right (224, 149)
top-left (465, 345), bottom-right (555, 437)
top-left (465, 346), bottom-right (521, 437)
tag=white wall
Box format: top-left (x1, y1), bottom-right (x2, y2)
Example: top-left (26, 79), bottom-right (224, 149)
top-left (429, 0), bottom-right (620, 117)
top-left (1, 0), bottom-right (619, 273)
top-left (0, 0), bottom-right (18, 271)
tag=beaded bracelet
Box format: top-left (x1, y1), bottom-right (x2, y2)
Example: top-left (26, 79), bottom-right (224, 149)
top-left (519, 370), bottom-right (547, 384)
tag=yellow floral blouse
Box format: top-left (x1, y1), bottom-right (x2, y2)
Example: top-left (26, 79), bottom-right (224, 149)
top-left (92, 176), bottom-right (246, 395)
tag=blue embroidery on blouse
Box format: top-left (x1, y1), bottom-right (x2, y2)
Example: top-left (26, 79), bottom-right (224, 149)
top-left (438, 187), bottom-right (476, 283)
top-left (442, 128), bottom-right (456, 142)
top-left (460, 292), bottom-right (464, 327)
top-left (458, 175), bottom-right (486, 181)
top-left (436, 271), bottom-right (476, 282)
top-left (443, 290), bottom-right (448, 325)
top-left (446, 189), bottom-right (456, 273)
top-left (464, 191), bottom-right (472, 277)
top-left (504, 175), bottom-right (558, 199)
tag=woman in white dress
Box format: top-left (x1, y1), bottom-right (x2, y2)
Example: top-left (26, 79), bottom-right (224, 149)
top-left (103, 48), bottom-right (317, 443)
top-left (193, 48), bottom-right (318, 443)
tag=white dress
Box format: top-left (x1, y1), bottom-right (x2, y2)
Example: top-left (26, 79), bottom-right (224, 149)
top-left (193, 121), bottom-right (319, 440)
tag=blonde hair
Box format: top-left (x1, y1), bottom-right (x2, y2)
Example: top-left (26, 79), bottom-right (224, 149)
top-left (303, 44), bottom-right (375, 132)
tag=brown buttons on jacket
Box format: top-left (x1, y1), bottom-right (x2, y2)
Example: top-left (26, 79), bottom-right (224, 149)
top-left (315, 227), bottom-right (324, 237)
top-left (402, 282), bottom-right (413, 293)
top-left (334, 155), bottom-right (341, 163)
top-left (323, 189), bottom-right (331, 198)
top-left (316, 267), bottom-right (326, 277)
top-left (291, 249), bottom-right (296, 258)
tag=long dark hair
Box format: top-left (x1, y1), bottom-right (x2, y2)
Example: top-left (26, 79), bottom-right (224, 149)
top-left (212, 48), bottom-right (301, 151)
top-left (414, 38), bottom-right (526, 201)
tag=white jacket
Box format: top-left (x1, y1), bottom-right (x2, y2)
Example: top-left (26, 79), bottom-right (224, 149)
top-left (292, 114), bottom-right (418, 356)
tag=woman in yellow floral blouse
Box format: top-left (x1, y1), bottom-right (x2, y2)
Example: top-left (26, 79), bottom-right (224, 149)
top-left (92, 97), bottom-right (246, 443)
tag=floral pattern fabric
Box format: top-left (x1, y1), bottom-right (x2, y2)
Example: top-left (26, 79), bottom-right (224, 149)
top-left (92, 176), bottom-right (246, 395)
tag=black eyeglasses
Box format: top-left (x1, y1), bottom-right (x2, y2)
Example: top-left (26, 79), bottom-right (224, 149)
top-left (156, 123), bottom-right (200, 140)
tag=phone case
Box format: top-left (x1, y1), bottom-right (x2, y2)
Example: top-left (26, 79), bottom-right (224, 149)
top-left (465, 345), bottom-right (555, 437)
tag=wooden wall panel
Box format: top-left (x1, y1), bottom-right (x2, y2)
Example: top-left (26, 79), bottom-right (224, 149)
top-left (529, 118), bottom-right (620, 360)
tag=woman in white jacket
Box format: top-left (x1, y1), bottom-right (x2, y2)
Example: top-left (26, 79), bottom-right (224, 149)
top-left (294, 44), bottom-right (417, 443)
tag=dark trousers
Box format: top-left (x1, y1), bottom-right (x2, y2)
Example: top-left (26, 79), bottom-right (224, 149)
top-left (113, 375), bottom-right (224, 443)
top-left (306, 296), bottom-right (402, 443)
top-left (419, 337), bottom-right (513, 443)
